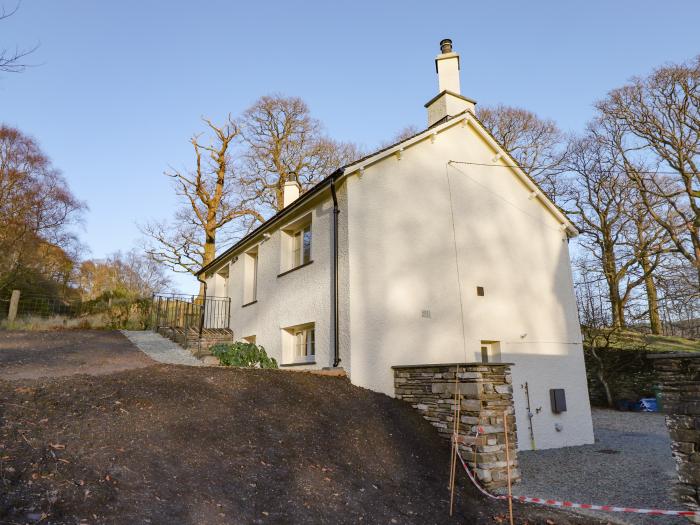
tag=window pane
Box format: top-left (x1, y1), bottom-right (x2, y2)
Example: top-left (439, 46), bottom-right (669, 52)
top-left (293, 231), bottom-right (301, 267)
top-left (302, 226), bottom-right (312, 264)
top-left (306, 328), bottom-right (315, 356)
top-left (295, 331), bottom-right (304, 357)
top-left (252, 254), bottom-right (258, 301)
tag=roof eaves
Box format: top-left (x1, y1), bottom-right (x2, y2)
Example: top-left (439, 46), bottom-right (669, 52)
top-left (195, 120), bottom-right (451, 277)
top-left (465, 112), bottom-right (578, 236)
top-left (196, 169), bottom-right (341, 276)
top-left (341, 111), bottom-right (470, 174)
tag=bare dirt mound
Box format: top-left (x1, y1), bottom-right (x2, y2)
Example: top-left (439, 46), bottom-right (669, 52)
top-left (0, 330), bottom-right (153, 380)
top-left (0, 365), bottom-right (604, 524)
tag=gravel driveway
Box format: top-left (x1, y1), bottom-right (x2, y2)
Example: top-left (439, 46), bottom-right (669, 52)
top-left (516, 408), bottom-right (682, 525)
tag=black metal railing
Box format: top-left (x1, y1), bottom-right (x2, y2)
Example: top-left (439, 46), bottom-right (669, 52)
top-left (151, 294), bottom-right (231, 335)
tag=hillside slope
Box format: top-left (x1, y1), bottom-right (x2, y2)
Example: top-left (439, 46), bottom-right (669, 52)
top-left (1, 365), bottom-right (602, 524)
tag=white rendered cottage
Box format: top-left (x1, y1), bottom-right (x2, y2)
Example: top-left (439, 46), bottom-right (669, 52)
top-left (198, 40), bottom-right (594, 451)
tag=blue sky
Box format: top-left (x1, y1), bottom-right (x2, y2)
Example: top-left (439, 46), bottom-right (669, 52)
top-left (2, 1), bottom-right (698, 293)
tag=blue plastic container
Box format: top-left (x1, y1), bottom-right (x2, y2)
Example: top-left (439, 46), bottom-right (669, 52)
top-left (639, 397), bottom-right (658, 412)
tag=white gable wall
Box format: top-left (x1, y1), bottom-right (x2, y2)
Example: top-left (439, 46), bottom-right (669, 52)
top-left (344, 122), bottom-right (594, 450)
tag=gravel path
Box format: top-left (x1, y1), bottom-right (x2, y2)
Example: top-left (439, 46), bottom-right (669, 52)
top-left (516, 409), bottom-right (681, 525)
top-left (121, 330), bottom-right (204, 366)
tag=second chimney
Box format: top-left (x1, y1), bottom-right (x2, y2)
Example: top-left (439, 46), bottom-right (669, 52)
top-left (424, 39), bottom-right (476, 127)
top-left (283, 175), bottom-right (301, 208)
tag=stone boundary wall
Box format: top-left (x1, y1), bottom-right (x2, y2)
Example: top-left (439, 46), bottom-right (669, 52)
top-left (650, 353), bottom-right (700, 520)
top-left (393, 363), bottom-right (519, 490)
top-left (583, 347), bottom-right (657, 406)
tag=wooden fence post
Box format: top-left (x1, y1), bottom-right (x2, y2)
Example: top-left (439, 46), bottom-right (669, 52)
top-left (8, 289), bottom-right (20, 321)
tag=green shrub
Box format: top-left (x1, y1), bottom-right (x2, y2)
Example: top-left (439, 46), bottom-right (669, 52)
top-left (210, 342), bottom-right (278, 369)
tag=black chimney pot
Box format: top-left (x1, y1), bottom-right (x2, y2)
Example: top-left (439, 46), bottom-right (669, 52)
top-left (440, 39), bottom-right (453, 54)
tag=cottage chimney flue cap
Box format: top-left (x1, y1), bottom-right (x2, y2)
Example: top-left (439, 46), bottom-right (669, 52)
top-left (439, 39), bottom-right (453, 54)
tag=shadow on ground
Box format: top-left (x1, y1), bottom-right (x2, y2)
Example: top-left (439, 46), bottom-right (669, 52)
top-left (0, 355), bottom-right (608, 524)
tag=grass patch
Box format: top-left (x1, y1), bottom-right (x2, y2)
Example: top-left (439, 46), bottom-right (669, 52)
top-left (585, 328), bottom-right (700, 353)
top-left (0, 314), bottom-right (147, 331)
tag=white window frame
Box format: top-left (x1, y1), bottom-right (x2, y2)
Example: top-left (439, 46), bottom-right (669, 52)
top-left (243, 248), bottom-right (259, 305)
top-left (280, 214), bottom-right (312, 273)
top-left (479, 341), bottom-right (501, 363)
top-left (216, 265), bottom-right (230, 297)
top-left (282, 322), bottom-right (315, 364)
top-left (292, 224), bottom-right (312, 268)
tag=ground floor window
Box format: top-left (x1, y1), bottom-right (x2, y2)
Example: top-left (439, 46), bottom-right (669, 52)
top-left (480, 341), bottom-right (501, 363)
top-left (294, 326), bottom-right (314, 359)
top-left (282, 322), bottom-right (315, 364)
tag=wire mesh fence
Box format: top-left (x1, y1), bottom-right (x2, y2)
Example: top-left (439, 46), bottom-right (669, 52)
top-left (0, 291), bottom-right (232, 332)
top-left (0, 292), bottom-right (155, 330)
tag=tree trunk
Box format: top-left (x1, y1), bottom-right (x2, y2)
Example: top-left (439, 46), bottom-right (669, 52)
top-left (602, 245), bottom-right (625, 328)
top-left (597, 368), bottom-right (614, 408)
top-left (275, 186), bottom-right (284, 212)
top-left (589, 345), bottom-right (614, 407)
top-left (200, 229), bottom-right (216, 297)
top-left (640, 252), bottom-right (662, 334)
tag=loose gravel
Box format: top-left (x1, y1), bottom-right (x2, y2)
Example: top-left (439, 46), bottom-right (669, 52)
top-left (516, 408), bottom-right (682, 525)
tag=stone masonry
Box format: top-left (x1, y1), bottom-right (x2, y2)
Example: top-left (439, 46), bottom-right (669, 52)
top-left (650, 353), bottom-right (700, 520)
top-left (392, 363), bottom-right (519, 490)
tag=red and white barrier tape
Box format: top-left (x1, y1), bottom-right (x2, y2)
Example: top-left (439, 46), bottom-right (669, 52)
top-left (453, 429), bottom-right (699, 518)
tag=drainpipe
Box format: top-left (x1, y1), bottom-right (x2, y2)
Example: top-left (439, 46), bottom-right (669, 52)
top-left (330, 174), bottom-right (341, 367)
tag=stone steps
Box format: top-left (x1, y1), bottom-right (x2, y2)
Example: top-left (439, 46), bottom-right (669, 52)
top-left (156, 326), bottom-right (234, 360)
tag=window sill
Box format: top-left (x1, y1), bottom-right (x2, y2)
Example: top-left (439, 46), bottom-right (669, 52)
top-left (241, 300), bottom-right (257, 308)
top-left (280, 360), bottom-right (317, 367)
top-left (277, 260), bottom-right (314, 278)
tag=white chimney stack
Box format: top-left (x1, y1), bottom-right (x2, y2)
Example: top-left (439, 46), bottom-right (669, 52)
top-left (424, 39), bottom-right (476, 127)
top-left (282, 175), bottom-right (301, 208)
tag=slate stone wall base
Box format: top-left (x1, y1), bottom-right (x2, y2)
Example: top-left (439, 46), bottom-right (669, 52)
top-left (651, 353), bottom-right (700, 520)
top-left (393, 363), bottom-right (519, 490)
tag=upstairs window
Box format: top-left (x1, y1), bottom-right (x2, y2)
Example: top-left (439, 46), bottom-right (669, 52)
top-left (293, 225), bottom-right (312, 268)
top-left (280, 215), bottom-right (312, 274)
top-left (243, 248), bottom-right (258, 305)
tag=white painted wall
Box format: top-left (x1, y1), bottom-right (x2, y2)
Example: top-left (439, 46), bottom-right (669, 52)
top-left (344, 121), bottom-right (594, 450)
top-left (201, 119), bottom-right (593, 451)
top-left (205, 193), bottom-right (337, 370)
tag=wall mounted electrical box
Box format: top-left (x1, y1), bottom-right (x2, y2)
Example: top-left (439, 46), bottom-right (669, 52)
top-left (550, 388), bottom-right (567, 413)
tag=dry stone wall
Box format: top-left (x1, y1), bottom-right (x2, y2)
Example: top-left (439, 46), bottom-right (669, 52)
top-left (392, 363), bottom-right (519, 490)
top-left (650, 353), bottom-right (700, 521)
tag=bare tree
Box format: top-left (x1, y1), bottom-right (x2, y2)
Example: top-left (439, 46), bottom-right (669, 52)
top-left (239, 95), bottom-right (361, 213)
top-left (380, 125), bottom-right (420, 148)
top-left (656, 259), bottom-right (700, 337)
top-left (597, 56), bottom-right (700, 285)
top-left (576, 271), bottom-right (650, 407)
top-left (78, 250), bottom-right (172, 300)
top-left (566, 128), bottom-right (640, 328)
top-left (477, 105), bottom-right (569, 202)
top-left (142, 116), bottom-right (263, 284)
top-left (0, 3), bottom-right (37, 73)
